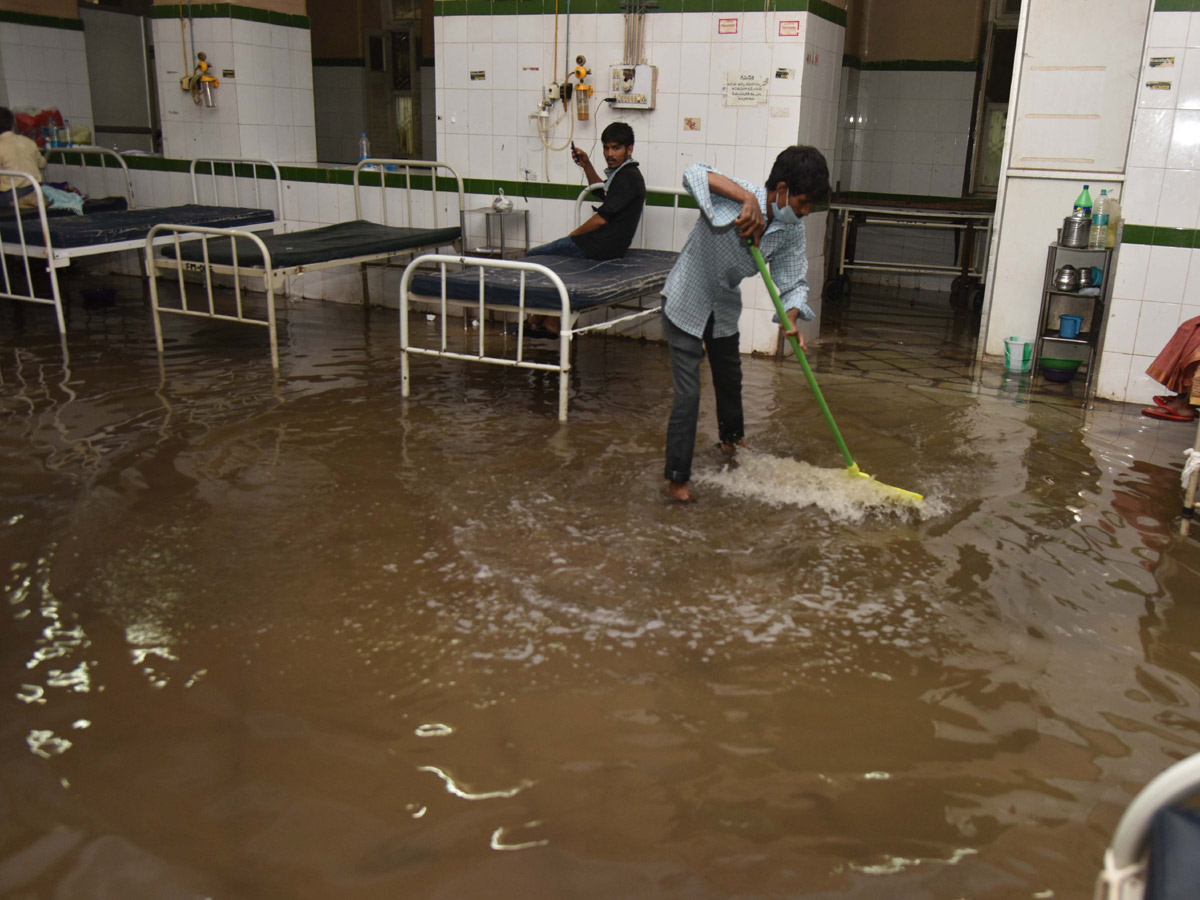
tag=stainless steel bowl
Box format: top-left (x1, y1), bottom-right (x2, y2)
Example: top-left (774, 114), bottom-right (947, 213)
top-left (1054, 264), bottom-right (1079, 291)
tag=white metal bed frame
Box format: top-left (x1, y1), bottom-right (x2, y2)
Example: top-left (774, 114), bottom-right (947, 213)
top-left (1096, 751), bottom-right (1200, 899)
top-left (1183, 416), bottom-right (1199, 539)
top-left (144, 158), bottom-right (466, 369)
top-left (399, 183), bottom-right (693, 422)
top-left (0, 148), bottom-right (282, 333)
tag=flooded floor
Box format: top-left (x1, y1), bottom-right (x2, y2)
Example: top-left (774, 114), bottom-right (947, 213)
top-left (3, 278), bottom-right (1200, 899)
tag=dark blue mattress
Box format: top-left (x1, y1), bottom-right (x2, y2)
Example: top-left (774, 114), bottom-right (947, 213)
top-left (0, 204), bottom-right (274, 249)
top-left (161, 219), bottom-right (462, 268)
top-left (408, 249), bottom-right (678, 311)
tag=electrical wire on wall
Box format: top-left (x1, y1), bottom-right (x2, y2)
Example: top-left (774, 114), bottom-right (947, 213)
top-left (623, 0), bottom-right (647, 65)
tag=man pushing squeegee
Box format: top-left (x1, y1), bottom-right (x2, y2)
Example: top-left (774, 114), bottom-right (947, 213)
top-left (658, 145), bottom-right (923, 507)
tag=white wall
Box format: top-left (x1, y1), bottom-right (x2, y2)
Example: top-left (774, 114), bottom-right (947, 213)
top-left (833, 64), bottom-right (977, 291)
top-left (0, 21), bottom-right (94, 138)
top-left (983, 0), bottom-right (1147, 384)
top-left (433, 8), bottom-right (845, 352)
top-left (151, 16), bottom-right (316, 163)
top-left (1096, 7), bottom-right (1200, 405)
top-left (838, 67), bottom-right (975, 198)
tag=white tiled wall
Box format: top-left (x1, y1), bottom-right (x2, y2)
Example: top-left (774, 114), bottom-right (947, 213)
top-left (832, 66), bottom-right (976, 290)
top-left (1095, 8), bottom-right (1200, 405)
top-left (0, 22), bottom-right (94, 137)
top-left (151, 16), bottom-right (316, 163)
top-left (837, 67), bottom-right (974, 197)
top-left (434, 9), bottom-right (845, 352)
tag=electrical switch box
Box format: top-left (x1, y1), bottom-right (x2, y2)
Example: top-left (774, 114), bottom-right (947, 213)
top-left (609, 64), bottom-right (657, 110)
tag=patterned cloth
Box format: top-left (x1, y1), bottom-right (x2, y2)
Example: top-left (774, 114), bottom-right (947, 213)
top-left (1146, 315), bottom-right (1200, 404)
top-left (662, 162), bottom-right (811, 339)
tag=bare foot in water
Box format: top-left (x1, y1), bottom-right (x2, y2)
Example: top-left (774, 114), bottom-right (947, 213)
top-left (667, 480), bottom-right (694, 503)
top-left (719, 439), bottom-right (751, 454)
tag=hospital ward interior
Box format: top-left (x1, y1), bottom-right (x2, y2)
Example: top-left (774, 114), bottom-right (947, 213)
top-left (3, 0), bottom-right (1200, 897)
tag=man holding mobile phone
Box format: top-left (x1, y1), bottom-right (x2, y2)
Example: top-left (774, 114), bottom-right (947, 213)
top-left (521, 122), bottom-right (645, 338)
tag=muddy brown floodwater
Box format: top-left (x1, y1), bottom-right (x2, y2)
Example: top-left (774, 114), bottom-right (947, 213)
top-left (2, 291), bottom-right (1200, 900)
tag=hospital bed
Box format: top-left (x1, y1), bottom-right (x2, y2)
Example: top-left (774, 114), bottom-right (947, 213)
top-left (399, 183), bottom-right (692, 421)
top-left (0, 147), bottom-right (281, 333)
top-left (824, 197), bottom-right (995, 310)
top-left (144, 158), bottom-right (465, 368)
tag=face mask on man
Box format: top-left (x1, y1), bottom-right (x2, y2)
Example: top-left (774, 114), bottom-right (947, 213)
top-left (770, 187), bottom-right (803, 225)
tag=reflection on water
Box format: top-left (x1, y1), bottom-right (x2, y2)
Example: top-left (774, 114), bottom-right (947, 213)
top-left (2, 292), bottom-right (1200, 899)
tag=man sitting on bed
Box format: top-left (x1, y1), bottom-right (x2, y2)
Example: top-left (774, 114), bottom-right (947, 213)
top-left (523, 121), bottom-right (646, 338)
top-left (0, 106), bottom-right (47, 210)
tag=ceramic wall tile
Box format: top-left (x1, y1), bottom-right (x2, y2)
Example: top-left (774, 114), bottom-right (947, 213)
top-left (1140, 47), bottom-right (1182, 109)
top-left (1133, 299), bottom-right (1184, 357)
top-left (1112, 242), bottom-right (1151, 301)
top-left (1124, 355), bottom-right (1162, 405)
top-left (1188, 11), bottom-right (1200, 48)
top-left (1150, 12), bottom-right (1189, 48)
top-left (1128, 107), bottom-right (1174, 168)
top-left (1157, 169), bottom-right (1200, 229)
top-left (1104, 297), bottom-right (1141, 355)
top-left (1121, 166), bottom-right (1165, 226)
top-left (1184, 249), bottom-right (1200, 309)
top-left (1167, 109), bottom-right (1200, 168)
top-left (1094, 350), bottom-right (1133, 402)
top-left (1178, 47), bottom-right (1200, 110)
top-left (1144, 245), bottom-right (1191, 305)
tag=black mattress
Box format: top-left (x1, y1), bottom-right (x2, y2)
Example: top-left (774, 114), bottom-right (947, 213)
top-left (162, 219), bottom-right (462, 268)
top-left (408, 249), bottom-right (679, 311)
top-left (0, 204), bottom-right (274, 249)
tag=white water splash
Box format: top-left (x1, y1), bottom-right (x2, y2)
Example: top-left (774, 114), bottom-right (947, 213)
top-left (694, 452), bottom-right (933, 522)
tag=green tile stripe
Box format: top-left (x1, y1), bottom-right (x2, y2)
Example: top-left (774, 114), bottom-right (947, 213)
top-left (436, 0), bottom-right (846, 24)
top-left (150, 4), bottom-right (310, 30)
top-left (1153, 0), bottom-right (1200, 12)
top-left (120, 155), bottom-right (704, 207)
top-left (0, 9), bottom-right (83, 31)
top-left (843, 57), bottom-right (978, 71)
top-left (1120, 224), bottom-right (1200, 248)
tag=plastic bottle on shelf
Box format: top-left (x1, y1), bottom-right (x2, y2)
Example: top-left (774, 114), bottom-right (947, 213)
top-left (1073, 184), bottom-right (1092, 218)
top-left (1105, 193), bottom-right (1121, 248)
top-left (1088, 189), bottom-right (1109, 249)
top-left (358, 132), bottom-right (370, 161)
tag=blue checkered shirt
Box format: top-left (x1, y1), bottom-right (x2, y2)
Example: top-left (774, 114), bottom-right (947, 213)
top-left (662, 162), bottom-right (811, 339)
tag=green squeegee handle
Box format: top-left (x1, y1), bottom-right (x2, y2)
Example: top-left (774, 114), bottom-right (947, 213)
top-left (748, 240), bottom-right (856, 470)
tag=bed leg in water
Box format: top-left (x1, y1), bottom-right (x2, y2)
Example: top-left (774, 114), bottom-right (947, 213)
top-left (748, 241), bottom-right (923, 506)
top-left (1182, 421), bottom-right (1200, 538)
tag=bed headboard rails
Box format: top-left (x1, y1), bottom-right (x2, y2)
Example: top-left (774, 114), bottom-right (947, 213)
top-left (189, 157), bottom-right (284, 218)
top-left (574, 182), bottom-right (694, 253)
top-left (352, 158), bottom-right (465, 231)
top-left (44, 145), bottom-right (134, 207)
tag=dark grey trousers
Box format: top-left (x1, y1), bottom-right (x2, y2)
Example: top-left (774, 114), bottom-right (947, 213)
top-left (663, 311), bottom-right (744, 483)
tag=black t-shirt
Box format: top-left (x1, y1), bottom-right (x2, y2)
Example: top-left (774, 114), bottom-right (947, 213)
top-left (571, 160), bottom-right (646, 261)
